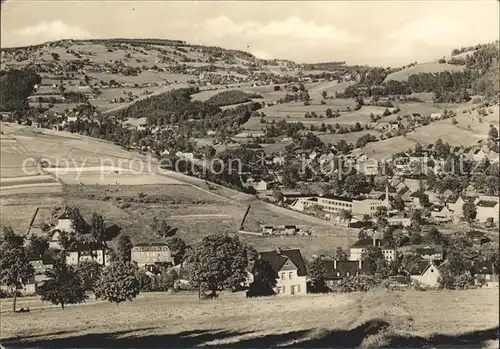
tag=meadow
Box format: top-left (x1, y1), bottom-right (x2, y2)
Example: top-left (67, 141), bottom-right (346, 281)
top-left (1, 289), bottom-right (498, 348)
top-left (62, 183), bottom-right (357, 257)
top-left (384, 61), bottom-right (466, 82)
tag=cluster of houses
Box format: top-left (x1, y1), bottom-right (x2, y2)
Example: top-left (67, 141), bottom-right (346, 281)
top-left (254, 230), bottom-right (498, 296)
top-left (4, 208), bottom-right (498, 297)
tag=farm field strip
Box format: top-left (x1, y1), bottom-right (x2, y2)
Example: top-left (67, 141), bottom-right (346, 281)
top-left (0, 175), bottom-right (55, 185)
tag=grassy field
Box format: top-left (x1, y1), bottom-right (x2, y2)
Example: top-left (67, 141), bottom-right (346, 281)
top-left (1, 289), bottom-right (498, 348)
top-left (361, 104), bottom-right (499, 160)
top-left (62, 184), bottom-right (357, 257)
top-left (0, 194), bottom-right (65, 233)
top-left (385, 61), bottom-right (466, 82)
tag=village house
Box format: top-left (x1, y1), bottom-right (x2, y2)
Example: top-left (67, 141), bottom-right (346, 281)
top-left (47, 209), bottom-right (74, 249)
top-left (446, 195), bottom-right (466, 221)
top-left (399, 244), bottom-right (444, 261)
top-left (261, 225), bottom-right (275, 235)
top-left (387, 216), bottom-right (412, 227)
top-left (430, 204), bottom-right (453, 222)
top-left (175, 151), bottom-right (195, 161)
top-left (470, 148), bottom-right (488, 162)
top-left (131, 243), bottom-right (173, 268)
top-left (248, 179), bottom-right (271, 192)
top-left (474, 199), bottom-right (499, 224)
top-left (323, 259), bottom-right (366, 287)
top-left (472, 261), bottom-right (499, 289)
top-left (429, 113), bottom-right (442, 121)
top-left (257, 248), bottom-right (307, 296)
top-left (349, 238), bottom-right (396, 262)
top-left (66, 242), bottom-right (111, 266)
top-left (1, 254), bottom-right (54, 295)
top-left (409, 260), bottom-right (443, 288)
top-left (465, 231), bottom-right (490, 246)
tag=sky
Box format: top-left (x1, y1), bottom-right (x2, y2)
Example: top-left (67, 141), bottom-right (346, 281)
top-left (1, 0), bottom-right (499, 66)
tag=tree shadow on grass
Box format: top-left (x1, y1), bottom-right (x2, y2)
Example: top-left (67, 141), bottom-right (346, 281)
top-left (2, 322), bottom-right (498, 348)
top-left (387, 326), bottom-right (500, 348)
top-left (1, 328), bottom-right (248, 349)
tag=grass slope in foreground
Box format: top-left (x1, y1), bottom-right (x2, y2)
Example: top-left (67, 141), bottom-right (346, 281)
top-left (1, 289), bottom-right (498, 348)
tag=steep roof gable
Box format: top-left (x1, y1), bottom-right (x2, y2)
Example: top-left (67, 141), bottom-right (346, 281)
top-left (259, 249), bottom-right (307, 276)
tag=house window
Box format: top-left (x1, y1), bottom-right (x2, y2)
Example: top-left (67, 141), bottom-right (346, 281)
top-left (297, 284), bottom-right (301, 293)
top-left (485, 275), bottom-right (491, 280)
top-left (282, 286), bottom-right (285, 294)
top-left (430, 269), bottom-right (434, 272)
top-left (281, 272), bottom-right (285, 280)
top-left (289, 272), bottom-right (293, 279)
top-left (291, 285), bottom-right (295, 295)
top-left (276, 286), bottom-right (281, 294)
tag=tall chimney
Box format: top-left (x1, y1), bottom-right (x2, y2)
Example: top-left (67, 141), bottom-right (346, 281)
top-left (358, 259), bottom-right (362, 269)
top-left (276, 246), bottom-right (281, 255)
top-left (385, 183), bottom-right (389, 206)
top-left (334, 259), bottom-right (337, 269)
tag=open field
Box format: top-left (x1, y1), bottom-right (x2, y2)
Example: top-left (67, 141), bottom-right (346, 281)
top-left (1, 289), bottom-right (498, 348)
top-left (45, 167), bottom-right (184, 186)
top-left (0, 195), bottom-right (65, 234)
top-left (385, 61), bottom-right (466, 82)
top-left (0, 123), bottom-right (355, 255)
top-left (0, 122), bottom-right (149, 176)
top-left (306, 81), bottom-right (355, 101)
top-left (362, 105), bottom-right (499, 160)
top-left (63, 183), bottom-right (356, 257)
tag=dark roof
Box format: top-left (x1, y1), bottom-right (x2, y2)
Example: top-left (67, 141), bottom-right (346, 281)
top-left (259, 249), bottom-right (307, 277)
top-left (57, 210), bottom-right (71, 220)
top-left (68, 242), bottom-right (106, 252)
top-left (472, 261), bottom-right (497, 275)
top-left (412, 244), bottom-right (443, 255)
top-left (402, 174), bottom-right (426, 180)
top-left (284, 225), bottom-right (297, 229)
top-left (351, 238), bottom-right (379, 248)
top-left (431, 205), bottom-right (444, 212)
top-left (466, 230), bottom-right (486, 238)
top-left (476, 200), bottom-right (498, 208)
top-left (324, 260), bottom-right (366, 279)
top-left (133, 242), bottom-right (170, 248)
top-left (321, 194), bottom-right (353, 202)
top-left (29, 252), bottom-right (54, 265)
top-left (408, 261), bottom-right (435, 275)
top-left (282, 193), bottom-right (316, 199)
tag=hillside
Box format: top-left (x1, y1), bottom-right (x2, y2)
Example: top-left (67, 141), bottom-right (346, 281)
top-left (384, 61), bottom-right (465, 82)
top-left (0, 38), bottom-right (301, 113)
top-left (1, 289), bottom-right (498, 348)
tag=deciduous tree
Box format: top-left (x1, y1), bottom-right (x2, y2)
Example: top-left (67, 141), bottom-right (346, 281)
top-left (187, 233), bottom-right (250, 298)
top-left (94, 261), bottom-right (140, 304)
top-left (246, 258), bottom-right (277, 297)
top-left (463, 201), bottom-right (477, 223)
top-left (116, 235), bottom-right (133, 262)
top-left (0, 228), bottom-right (34, 312)
top-left (307, 257), bottom-right (328, 293)
top-left (38, 259), bottom-right (87, 310)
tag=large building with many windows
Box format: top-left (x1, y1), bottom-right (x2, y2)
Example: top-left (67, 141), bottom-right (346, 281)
top-left (131, 243), bottom-right (173, 267)
top-left (291, 193), bottom-right (389, 217)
